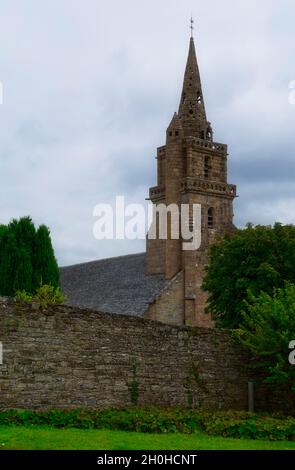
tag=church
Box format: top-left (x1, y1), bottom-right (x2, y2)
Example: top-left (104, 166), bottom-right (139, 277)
top-left (61, 30), bottom-right (237, 328)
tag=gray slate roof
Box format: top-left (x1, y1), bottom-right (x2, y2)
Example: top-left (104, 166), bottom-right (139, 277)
top-left (60, 253), bottom-right (168, 317)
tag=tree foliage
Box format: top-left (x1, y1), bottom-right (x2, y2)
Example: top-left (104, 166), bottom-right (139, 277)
top-left (203, 223), bottom-right (295, 328)
top-left (235, 284), bottom-right (295, 395)
top-left (33, 225), bottom-right (60, 289)
top-left (0, 230), bottom-right (18, 296)
top-left (0, 217), bottom-right (60, 296)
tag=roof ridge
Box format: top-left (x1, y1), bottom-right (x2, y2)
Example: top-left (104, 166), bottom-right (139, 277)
top-left (60, 252), bottom-right (145, 270)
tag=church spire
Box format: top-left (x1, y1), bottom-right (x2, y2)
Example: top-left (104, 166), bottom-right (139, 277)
top-left (178, 27), bottom-right (212, 140)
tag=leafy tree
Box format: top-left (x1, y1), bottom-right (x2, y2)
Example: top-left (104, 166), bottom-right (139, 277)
top-left (235, 284), bottom-right (295, 396)
top-left (33, 225), bottom-right (60, 289)
top-left (203, 223), bottom-right (295, 328)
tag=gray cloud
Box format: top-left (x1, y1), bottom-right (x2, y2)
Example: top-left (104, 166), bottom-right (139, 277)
top-left (0, 0), bottom-right (294, 265)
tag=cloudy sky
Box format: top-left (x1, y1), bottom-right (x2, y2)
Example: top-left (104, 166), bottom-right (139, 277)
top-left (0, 0), bottom-right (294, 266)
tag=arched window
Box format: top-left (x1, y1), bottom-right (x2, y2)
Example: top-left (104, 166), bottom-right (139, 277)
top-left (208, 208), bottom-right (214, 229)
top-left (204, 156), bottom-right (210, 179)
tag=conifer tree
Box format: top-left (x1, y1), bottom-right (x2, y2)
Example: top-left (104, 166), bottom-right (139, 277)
top-left (33, 225), bottom-right (60, 289)
top-left (0, 225), bottom-right (8, 268)
top-left (9, 216), bottom-right (36, 261)
top-left (0, 232), bottom-right (18, 296)
top-left (13, 247), bottom-right (33, 293)
top-left (0, 218), bottom-right (60, 296)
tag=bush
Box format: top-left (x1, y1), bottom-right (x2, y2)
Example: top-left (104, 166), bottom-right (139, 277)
top-left (234, 284), bottom-right (295, 396)
top-left (203, 223), bottom-right (295, 328)
top-left (200, 412), bottom-right (295, 441)
top-left (0, 408), bottom-right (294, 441)
top-left (15, 284), bottom-right (66, 309)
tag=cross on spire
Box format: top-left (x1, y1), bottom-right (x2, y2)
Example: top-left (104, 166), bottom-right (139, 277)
top-left (190, 16), bottom-right (194, 38)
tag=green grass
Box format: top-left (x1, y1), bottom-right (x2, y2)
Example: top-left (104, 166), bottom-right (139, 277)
top-left (0, 426), bottom-right (294, 450)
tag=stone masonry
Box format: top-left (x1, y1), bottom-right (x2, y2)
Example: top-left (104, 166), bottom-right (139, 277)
top-left (146, 36), bottom-right (237, 327)
top-left (0, 300), bottom-right (289, 412)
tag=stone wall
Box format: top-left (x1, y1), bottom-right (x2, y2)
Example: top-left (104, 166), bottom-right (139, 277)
top-left (146, 272), bottom-right (184, 326)
top-left (0, 300), bottom-right (287, 411)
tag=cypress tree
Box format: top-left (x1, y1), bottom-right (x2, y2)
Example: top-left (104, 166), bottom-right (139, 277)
top-left (0, 232), bottom-right (18, 296)
top-left (0, 225), bottom-right (8, 268)
top-left (9, 217), bottom-right (36, 261)
top-left (13, 247), bottom-right (33, 293)
top-left (0, 217), bottom-right (60, 296)
top-left (33, 225), bottom-right (60, 289)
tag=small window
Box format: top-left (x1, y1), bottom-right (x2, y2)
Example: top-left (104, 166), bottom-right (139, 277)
top-left (169, 131), bottom-right (173, 137)
top-left (175, 131), bottom-right (179, 136)
top-left (208, 208), bottom-right (214, 229)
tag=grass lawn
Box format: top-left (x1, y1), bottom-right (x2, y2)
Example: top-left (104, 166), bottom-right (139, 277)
top-left (0, 426), bottom-right (294, 450)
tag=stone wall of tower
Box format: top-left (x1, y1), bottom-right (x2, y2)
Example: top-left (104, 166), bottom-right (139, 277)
top-left (145, 271), bottom-right (184, 326)
top-left (164, 116), bottom-right (184, 279)
top-left (146, 237), bottom-right (166, 275)
top-left (146, 146), bottom-right (167, 275)
top-left (187, 147), bottom-right (227, 183)
top-left (146, 35), bottom-right (236, 327)
top-left (182, 138), bottom-right (236, 327)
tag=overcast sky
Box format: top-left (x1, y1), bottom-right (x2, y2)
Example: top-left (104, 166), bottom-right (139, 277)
top-left (0, 0), bottom-right (294, 266)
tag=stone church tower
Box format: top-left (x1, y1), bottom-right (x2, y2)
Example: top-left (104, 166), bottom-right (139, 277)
top-left (146, 33), bottom-right (237, 327)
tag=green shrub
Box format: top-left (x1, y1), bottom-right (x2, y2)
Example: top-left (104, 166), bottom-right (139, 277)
top-left (14, 290), bottom-right (33, 304)
top-left (200, 411), bottom-right (295, 441)
top-left (15, 284), bottom-right (66, 309)
top-left (0, 408), bottom-right (294, 441)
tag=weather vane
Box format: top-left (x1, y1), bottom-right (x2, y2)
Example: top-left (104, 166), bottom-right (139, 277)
top-left (190, 16), bottom-right (194, 37)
